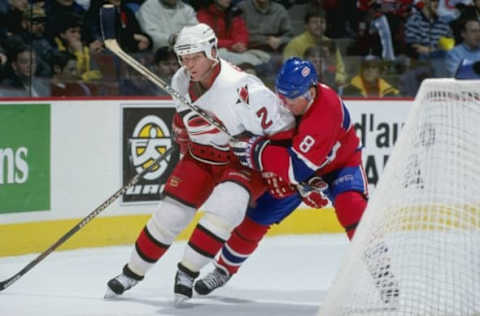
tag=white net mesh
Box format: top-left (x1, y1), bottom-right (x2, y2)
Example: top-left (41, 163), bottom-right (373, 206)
top-left (320, 79), bottom-right (480, 316)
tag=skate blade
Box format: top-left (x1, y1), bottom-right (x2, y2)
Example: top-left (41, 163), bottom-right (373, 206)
top-left (173, 293), bottom-right (190, 307)
top-left (104, 287), bottom-right (119, 299)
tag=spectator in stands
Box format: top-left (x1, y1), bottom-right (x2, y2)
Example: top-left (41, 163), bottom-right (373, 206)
top-left (152, 46), bottom-right (178, 82)
top-left (356, 0), bottom-right (410, 60)
top-left (343, 55), bottom-right (399, 98)
top-left (451, 0), bottom-right (480, 43)
top-left (459, 0), bottom-right (480, 21)
top-left (0, 42), bottom-right (50, 96)
top-left (283, 11), bottom-right (324, 59)
top-left (84, 0), bottom-right (152, 54)
top-left (288, 0), bottom-right (357, 39)
top-left (236, 0), bottom-right (293, 54)
top-left (50, 51), bottom-right (96, 96)
top-left (0, 45), bottom-right (7, 80)
top-left (318, 0), bottom-right (356, 39)
top-left (16, 4), bottom-right (55, 77)
top-left (398, 59), bottom-right (433, 97)
top-left (45, 0), bottom-right (86, 41)
top-left (349, 1), bottom-right (414, 59)
top-left (0, 0), bottom-right (29, 37)
top-left (53, 13), bottom-right (103, 82)
top-left (303, 45), bottom-right (337, 91)
top-left (197, 0), bottom-right (270, 66)
top-left (237, 61), bottom-right (257, 75)
top-left (446, 18), bottom-right (480, 76)
top-left (135, 0), bottom-right (197, 51)
top-left (283, 11), bottom-right (346, 88)
top-left (197, 0), bottom-right (248, 54)
top-left (235, 0), bottom-right (293, 84)
top-left (119, 51), bottom-right (158, 95)
top-left (184, 0), bottom-right (210, 11)
top-left (404, 0), bottom-right (454, 75)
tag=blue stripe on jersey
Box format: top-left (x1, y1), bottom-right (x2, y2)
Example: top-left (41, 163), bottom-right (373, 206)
top-left (287, 147), bottom-right (316, 183)
top-left (341, 101), bottom-right (351, 130)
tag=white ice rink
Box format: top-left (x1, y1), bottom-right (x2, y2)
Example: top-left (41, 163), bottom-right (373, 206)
top-left (0, 234), bottom-right (348, 316)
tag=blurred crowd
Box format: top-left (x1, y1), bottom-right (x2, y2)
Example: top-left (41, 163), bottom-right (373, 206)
top-left (0, 0), bottom-right (479, 98)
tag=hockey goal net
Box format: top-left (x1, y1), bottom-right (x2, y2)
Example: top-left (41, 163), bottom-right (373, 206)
top-left (320, 79), bottom-right (480, 315)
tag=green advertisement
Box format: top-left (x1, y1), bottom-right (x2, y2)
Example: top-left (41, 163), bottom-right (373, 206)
top-left (0, 104), bottom-right (50, 213)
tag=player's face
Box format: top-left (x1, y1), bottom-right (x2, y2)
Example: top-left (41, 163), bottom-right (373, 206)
top-left (179, 52), bottom-right (216, 82)
top-left (279, 93), bottom-right (311, 116)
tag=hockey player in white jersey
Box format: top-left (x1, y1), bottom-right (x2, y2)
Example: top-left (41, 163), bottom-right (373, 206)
top-left (105, 23), bottom-right (295, 305)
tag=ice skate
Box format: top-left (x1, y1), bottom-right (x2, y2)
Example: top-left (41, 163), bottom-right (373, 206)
top-left (194, 267), bottom-right (231, 295)
top-left (105, 265), bottom-right (143, 299)
top-left (173, 263), bottom-right (199, 306)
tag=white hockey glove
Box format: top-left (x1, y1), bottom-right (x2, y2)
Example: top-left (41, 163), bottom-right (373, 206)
top-left (230, 134), bottom-right (270, 171)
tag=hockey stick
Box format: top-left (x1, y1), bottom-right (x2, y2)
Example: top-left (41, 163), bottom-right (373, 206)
top-left (100, 4), bottom-right (231, 138)
top-left (0, 145), bottom-right (175, 292)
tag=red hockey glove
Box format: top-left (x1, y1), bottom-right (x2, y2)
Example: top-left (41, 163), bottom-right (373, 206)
top-left (229, 134), bottom-right (270, 170)
top-left (262, 172), bottom-right (296, 199)
top-left (299, 176), bottom-right (329, 209)
top-left (301, 190), bottom-right (329, 209)
top-left (172, 113), bottom-right (189, 155)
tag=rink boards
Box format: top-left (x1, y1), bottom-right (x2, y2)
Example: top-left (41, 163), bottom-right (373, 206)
top-left (0, 97), bottom-right (412, 256)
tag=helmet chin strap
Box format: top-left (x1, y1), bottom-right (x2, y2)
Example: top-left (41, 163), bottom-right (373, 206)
top-left (303, 90), bottom-right (312, 102)
top-left (302, 88), bottom-right (315, 113)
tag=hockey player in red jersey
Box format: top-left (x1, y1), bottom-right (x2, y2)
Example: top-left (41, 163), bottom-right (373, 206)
top-left (194, 57), bottom-right (369, 295)
top-left (105, 23), bottom-right (295, 305)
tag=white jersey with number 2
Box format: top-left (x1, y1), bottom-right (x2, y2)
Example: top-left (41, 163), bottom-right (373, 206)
top-left (171, 59), bottom-right (295, 151)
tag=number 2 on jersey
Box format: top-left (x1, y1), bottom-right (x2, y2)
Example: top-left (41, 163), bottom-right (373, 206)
top-left (256, 107), bottom-right (273, 129)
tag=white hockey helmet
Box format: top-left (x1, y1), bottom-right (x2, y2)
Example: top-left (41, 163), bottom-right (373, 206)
top-left (173, 23), bottom-right (218, 62)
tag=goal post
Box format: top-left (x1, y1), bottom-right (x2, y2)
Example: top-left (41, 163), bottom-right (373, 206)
top-left (320, 79), bottom-right (480, 315)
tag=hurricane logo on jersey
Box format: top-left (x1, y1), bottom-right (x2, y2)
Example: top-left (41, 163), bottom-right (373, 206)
top-left (184, 111), bottom-right (222, 136)
top-left (236, 84), bottom-right (249, 104)
top-left (129, 115), bottom-right (172, 180)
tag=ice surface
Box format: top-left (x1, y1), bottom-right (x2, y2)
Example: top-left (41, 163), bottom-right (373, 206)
top-left (0, 234), bottom-right (348, 316)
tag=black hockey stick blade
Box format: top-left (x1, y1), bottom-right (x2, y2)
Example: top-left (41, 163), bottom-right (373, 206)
top-left (0, 145), bottom-right (175, 292)
top-left (100, 4), bottom-right (116, 41)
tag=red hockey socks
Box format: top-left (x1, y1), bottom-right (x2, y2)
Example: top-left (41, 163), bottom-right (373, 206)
top-left (187, 224), bottom-right (226, 259)
top-left (334, 191), bottom-right (367, 240)
top-left (135, 226), bottom-right (170, 263)
top-left (217, 216), bottom-right (270, 275)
